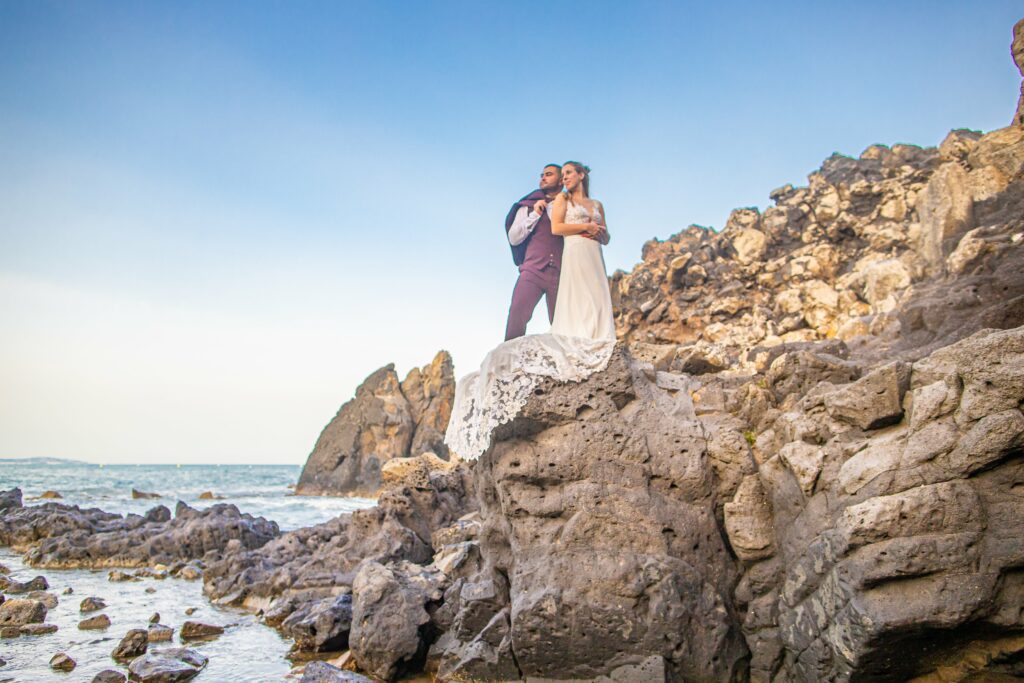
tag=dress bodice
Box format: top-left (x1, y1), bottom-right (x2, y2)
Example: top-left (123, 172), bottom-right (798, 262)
top-left (565, 201), bottom-right (601, 225)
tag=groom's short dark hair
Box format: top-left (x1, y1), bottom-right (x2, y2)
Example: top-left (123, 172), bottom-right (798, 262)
top-left (544, 163), bottom-right (562, 171)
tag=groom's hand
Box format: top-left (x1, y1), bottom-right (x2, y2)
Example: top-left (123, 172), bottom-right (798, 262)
top-left (532, 199), bottom-right (548, 216)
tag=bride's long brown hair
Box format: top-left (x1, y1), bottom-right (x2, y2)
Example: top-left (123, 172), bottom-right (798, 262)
top-left (563, 161), bottom-right (591, 204)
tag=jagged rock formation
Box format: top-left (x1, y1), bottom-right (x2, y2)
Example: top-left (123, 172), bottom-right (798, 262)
top-left (296, 351), bottom-right (455, 496)
top-left (613, 125), bottom-right (1023, 369)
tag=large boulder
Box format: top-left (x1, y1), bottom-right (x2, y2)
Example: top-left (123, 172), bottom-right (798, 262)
top-left (126, 647), bottom-right (208, 682)
top-left (435, 347), bottom-right (750, 681)
top-left (296, 351), bottom-right (456, 496)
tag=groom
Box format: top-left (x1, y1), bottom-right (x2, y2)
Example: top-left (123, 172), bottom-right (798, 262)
top-left (503, 164), bottom-right (564, 340)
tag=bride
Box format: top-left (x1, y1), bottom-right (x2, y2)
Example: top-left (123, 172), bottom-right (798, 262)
top-left (445, 161), bottom-right (617, 460)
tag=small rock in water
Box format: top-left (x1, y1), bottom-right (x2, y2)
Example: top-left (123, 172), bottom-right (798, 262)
top-left (180, 620), bottom-right (224, 639)
top-left (50, 652), bottom-right (76, 671)
top-left (91, 670), bottom-right (127, 683)
top-left (62, 586), bottom-right (73, 595)
top-left (178, 565), bottom-right (202, 581)
top-left (198, 491), bottom-right (222, 500)
top-left (300, 660), bottom-right (374, 682)
top-left (79, 613), bottom-right (111, 630)
top-left (127, 647), bottom-right (208, 682)
top-left (21, 623), bottom-right (59, 635)
top-left (81, 596), bottom-right (107, 612)
top-left (149, 612), bottom-right (160, 624)
top-left (0, 598), bottom-right (47, 625)
top-left (0, 626), bottom-right (19, 638)
top-left (108, 570), bottom-right (139, 582)
top-left (111, 628), bottom-right (149, 660)
top-left (147, 624), bottom-right (174, 642)
top-left (184, 607), bottom-right (198, 616)
top-left (131, 488), bottom-right (161, 499)
top-left (5, 575), bottom-right (49, 593)
top-left (145, 587), bottom-right (157, 594)
top-left (39, 490), bottom-right (63, 499)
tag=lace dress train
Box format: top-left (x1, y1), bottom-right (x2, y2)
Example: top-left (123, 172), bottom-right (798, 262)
top-left (445, 202), bottom-right (616, 460)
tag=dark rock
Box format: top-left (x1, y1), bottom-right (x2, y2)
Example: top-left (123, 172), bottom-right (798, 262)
top-left (0, 500), bottom-right (278, 569)
top-left (49, 652), bottom-right (75, 671)
top-left (282, 594), bottom-right (353, 652)
top-left (91, 670), bottom-right (127, 683)
top-left (149, 612), bottom-right (160, 624)
top-left (184, 607), bottom-right (197, 615)
top-left (0, 598), bottom-right (47, 626)
top-left (300, 660), bottom-right (375, 682)
top-left (81, 596), bottom-right (107, 612)
top-left (179, 621), bottom-right (223, 639)
top-left (132, 488), bottom-right (161, 499)
top-left (351, 561), bottom-right (445, 681)
top-left (0, 487), bottom-right (23, 511)
top-left (4, 575), bottom-right (49, 593)
top-left (126, 647), bottom-right (208, 682)
top-left (79, 613), bottom-right (111, 629)
top-left (111, 628), bottom-right (148, 660)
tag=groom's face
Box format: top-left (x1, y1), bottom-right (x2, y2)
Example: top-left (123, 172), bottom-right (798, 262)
top-left (539, 166), bottom-right (562, 193)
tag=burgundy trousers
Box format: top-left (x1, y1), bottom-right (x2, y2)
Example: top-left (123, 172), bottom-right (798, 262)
top-left (504, 268), bottom-right (560, 340)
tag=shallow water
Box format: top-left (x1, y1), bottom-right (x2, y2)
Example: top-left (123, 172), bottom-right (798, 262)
top-left (0, 548), bottom-right (299, 682)
top-left (0, 460), bottom-right (380, 681)
top-left (0, 460), bottom-right (376, 531)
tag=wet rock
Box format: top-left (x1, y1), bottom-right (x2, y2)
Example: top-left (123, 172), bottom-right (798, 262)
top-left (109, 570), bottom-right (139, 582)
top-left (300, 660), bottom-right (375, 682)
top-left (91, 670), bottom-right (127, 683)
top-left (39, 490), bottom-right (63, 499)
top-left (62, 586), bottom-right (73, 595)
top-left (0, 626), bottom-right (19, 638)
top-left (111, 628), bottom-right (149, 660)
top-left (0, 598), bottom-right (47, 626)
top-left (79, 613), bottom-right (111, 629)
top-left (26, 590), bottom-right (57, 608)
top-left (147, 624), bottom-right (174, 642)
top-left (132, 488), bottom-right (161, 499)
top-left (184, 607), bottom-right (197, 615)
top-left (4, 575), bottom-right (49, 593)
top-left (81, 596), bottom-right (107, 612)
top-left (3, 501), bottom-right (279, 569)
top-left (197, 491), bottom-right (222, 500)
top-left (282, 594), bottom-right (353, 652)
top-left (49, 652), bottom-right (76, 671)
top-left (20, 622), bottom-right (58, 635)
top-left (149, 612), bottom-right (160, 623)
top-left (179, 621), bottom-right (223, 639)
top-left (0, 487), bottom-right (22, 512)
top-left (126, 647), bottom-right (208, 682)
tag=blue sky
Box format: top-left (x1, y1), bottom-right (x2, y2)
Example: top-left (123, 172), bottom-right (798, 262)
top-left (1, 1), bottom-right (1021, 464)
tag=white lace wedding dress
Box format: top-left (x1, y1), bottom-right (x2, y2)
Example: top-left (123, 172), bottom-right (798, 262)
top-left (445, 201), bottom-right (616, 460)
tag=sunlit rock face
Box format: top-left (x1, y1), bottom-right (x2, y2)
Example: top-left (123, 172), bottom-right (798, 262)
top-left (296, 350), bottom-right (455, 496)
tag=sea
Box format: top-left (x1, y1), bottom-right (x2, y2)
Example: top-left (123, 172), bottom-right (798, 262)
top-left (0, 458), bottom-right (377, 682)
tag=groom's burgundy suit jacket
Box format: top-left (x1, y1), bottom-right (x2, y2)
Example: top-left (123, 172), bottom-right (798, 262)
top-left (504, 190), bottom-right (563, 278)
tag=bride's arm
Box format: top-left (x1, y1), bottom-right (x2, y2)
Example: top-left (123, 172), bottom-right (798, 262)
top-left (550, 194), bottom-right (597, 236)
top-left (594, 200), bottom-right (610, 245)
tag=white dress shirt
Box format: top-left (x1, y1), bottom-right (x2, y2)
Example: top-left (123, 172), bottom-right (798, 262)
top-left (507, 204), bottom-right (550, 246)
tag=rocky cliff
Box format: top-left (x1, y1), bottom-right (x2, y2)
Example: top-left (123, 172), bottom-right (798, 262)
top-left (296, 351), bottom-right (455, 496)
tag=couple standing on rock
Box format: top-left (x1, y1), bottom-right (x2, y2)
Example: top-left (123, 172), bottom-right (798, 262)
top-left (444, 162), bottom-right (618, 461)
